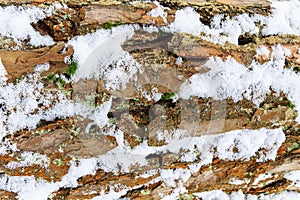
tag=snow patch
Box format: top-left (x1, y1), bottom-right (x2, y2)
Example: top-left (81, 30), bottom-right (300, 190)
top-left (179, 45), bottom-right (300, 122)
top-left (0, 5), bottom-right (62, 46)
top-left (229, 178), bottom-right (250, 185)
top-left (0, 127), bottom-right (285, 199)
top-left (284, 170), bottom-right (300, 188)
top-left (0, 175), bottom-right (58, 200)
top-left (6, 152), bottom-right (49, 169)
top-left (147, 1), bottom-right (169, 23)
top-left (68, 25), bottom-right (142, 90)
top-left (141, 87), bottom-right (162, 101)
top-left (165, 0), bottom-right (300, 45)
top-left (168, 7), bottom-right (203, 36)
top-left (256, 46), bottom-right (270, 57)
top-left (34, 63), bottom-right (50, 73)
top-left (167, 8), bottom-right (258, 44)
top-left (260, 0), bottom-right (300, 36)
top-left (0, 72), bottom-right (68, 134)
top-left (88, 99), bottom-right (112, 128)
top-left (252, 173), bottom-right (273, 185)
top-left (0, 58), bottom-right (7, 85)
top-left (194, 190), bottom-right (300, 200)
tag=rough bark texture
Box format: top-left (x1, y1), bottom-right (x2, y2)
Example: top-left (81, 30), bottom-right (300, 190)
top-left (0, 0), bottom-right (300, 199)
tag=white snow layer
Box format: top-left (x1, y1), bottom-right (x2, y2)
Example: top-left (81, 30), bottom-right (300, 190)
top-left (0, 65), bottom-right (68, 134)
top-left (147, 1), bottom-right (169, 23)
top-left (0, 127), bottom-right (285, 199)
top-left (166, 0), bottom-right (300, 44)
top-left (195, 190), bottom-right (300, 200)
top-left (0, 0), bottom-right (298, 199)
top-left (0, 58), bottom-right (7, 85)
top-left (68, 25), bottom-right (142, 90)
top-left (0, 5), bottom-right (62, 46)
top-left (6, 151), bottom-right (50, 169)
top-left (179, 44), bottom-right (300, 122)
top-left (261, 0), bottom-right (300, 36)
top-left (0, 62), bottom-right (112, 141)
top-left (284, 170), bottom-right (300, 188)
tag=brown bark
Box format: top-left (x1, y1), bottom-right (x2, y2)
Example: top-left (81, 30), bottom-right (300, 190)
top-left (0, 0), bottom-right (300, 199)
top-left (0, 42), bottom-right (73, 81)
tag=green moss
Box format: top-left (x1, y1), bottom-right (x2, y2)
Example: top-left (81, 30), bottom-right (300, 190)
top-left (15, 75), bottom-right (26, 83)
top-left (57, 78), bottom-right (66, 89)
top-left (140, 189), bottom-right (151, 196)
top-left (47, 73), bottom-right (56, 81)
top-left (69, 125), bottom-right (80, 137)
top-left (135, 135), bottom-right (143, 143)
top-left (104, 21), bottom-right (122, 30)
top-left (178, 194), bottom-right (195, 200)
top-left (288, 102), bottom-right (295, 109)
top-left (288, 142), bottom-right (300, 152)
top-left (108, 117), bottom-right (117, 124)
top-left (53, 158), bottom-right (65, 166)
top-left (66, 60), bottom-right (78, 76)
top-left (161, 92), bottom-right (176, 101)
top-left (295, 66), bottom-right (300, 73)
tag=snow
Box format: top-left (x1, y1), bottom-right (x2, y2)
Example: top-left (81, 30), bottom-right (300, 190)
top-left (260, 0), bottom-right (300, 36)
top-left (0, 126), bottom-right (284, 199)
top-left (252, 173), bottom-right (272, 185)
top-left (168, 7), bottom-right (204, 36)
top-left (141, 87), bottom-right (162, 101)
top-left (0, 0), bottom-right (298, 199)
top-left (179, 44), bottom-right (300, 122)
top-left (0, 72), bottom-right (68, 134)
top-left (88, 99), bottom-right (112, 128)
top-left (284, 170), bottom-right (300, 188)
top-left (34, 63), bottom-right (50, 73)
top-left (165, 0), bottom-right (300, 45)
top-left (0, 175), bottom-right (58, 200)
top-left (142, 25), bottom-right (159, 33)
top-left (0, 56), bottom-right (115, 140)
top-left (6, 151), bottom-right (49, 169)
top-left (0, 58), bottom-right (7, 85)
top-left (136, 169), bottom-right (158, 178)
top-left (147, 1), bottom-right (169, 23)
top-left (168, 128), bottom-right (285, 163)
top-left (256, 46), bottom-right (270, 57)
top-left (176, 57), bottom-right (183, 65)
top-left (68, 25), bottom-right (142, 90)
top-left (0, 5), bottom-right (63, 47)
top-left (229, 177), bottom-right (250, 185)
top-left (161, 168), bottom-right (190, 187)
top-left (194, 190), bottom-right (300, 200)
top-left (166, 7), bottom-right (259, 44)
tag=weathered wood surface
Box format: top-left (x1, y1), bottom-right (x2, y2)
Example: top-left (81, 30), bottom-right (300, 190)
top-left (0, 42), bottom-right (73, 81)
top-left (0, 0), bottom-right (299, 199)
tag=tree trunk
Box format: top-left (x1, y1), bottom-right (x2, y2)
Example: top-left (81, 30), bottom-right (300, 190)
top-left (0, 0), bottom-right (299, 199)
